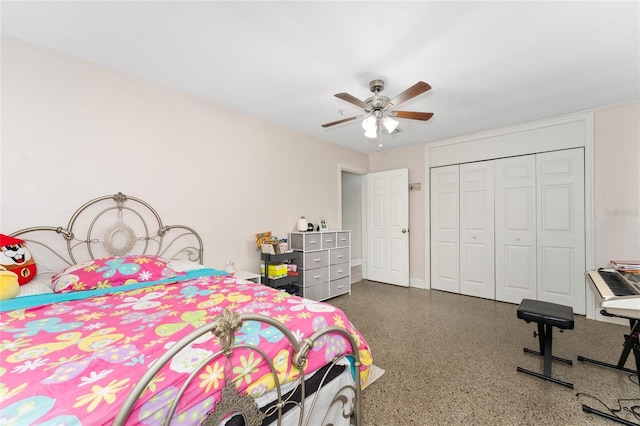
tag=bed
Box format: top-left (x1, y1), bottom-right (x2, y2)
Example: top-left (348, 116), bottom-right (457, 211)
top-left (0, 192), bottom-right (372, 425)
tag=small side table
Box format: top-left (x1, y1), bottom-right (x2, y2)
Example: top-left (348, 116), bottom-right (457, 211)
top-left (234, 270), bottom-right (261, 284)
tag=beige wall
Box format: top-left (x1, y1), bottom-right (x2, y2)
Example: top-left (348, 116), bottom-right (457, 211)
top-left (2, 37), bottom-right (637, 286)
top-left (0, 37), bottom-right (368, 272)
top-left (593, 101), bottom-right (640, 264)
top-left (369, 144), bottom-right (426, 286)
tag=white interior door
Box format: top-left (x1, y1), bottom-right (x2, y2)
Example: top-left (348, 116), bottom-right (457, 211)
top-left (459, 161), bottom-right (495, 299)
top-left (536, 148), bottom-right (586, 314)
top-left (495, 155), bottom-right (537, 303)
top-left (366, 169), bottom-right (409, 286)
top-left (430, 165), bottom-right (459, 293)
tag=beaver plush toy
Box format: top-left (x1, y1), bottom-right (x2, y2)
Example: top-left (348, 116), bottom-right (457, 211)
top-left (0, 234), bottom-right (37, 285)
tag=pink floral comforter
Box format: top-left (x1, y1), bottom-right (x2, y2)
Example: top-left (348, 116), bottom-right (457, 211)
top-left (0, 275), bottom-right (372, 425)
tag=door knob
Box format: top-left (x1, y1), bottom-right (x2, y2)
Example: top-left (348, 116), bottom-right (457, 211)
top-left (402, 229), bottom-right (408, 233)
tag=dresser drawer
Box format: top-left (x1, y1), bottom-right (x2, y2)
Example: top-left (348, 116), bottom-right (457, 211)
top-left (301, 267), bottom-right (329, 287)
top-left (290, 232), bottom-right (323, 251)
top-left (330, 263), bottom-right (350, 281)
top-left (337, 231), bottom-right (350, 248)
top-left (330, 277), bottom-right (350, 298)
top-left (294, 250), bottom-right (328, 270)
top-left (330, 247), bottom-right (349, 265)
top-left (304, 282), bottom-right (330, 301)
top-left (320, 232), bottom-right (337, 249)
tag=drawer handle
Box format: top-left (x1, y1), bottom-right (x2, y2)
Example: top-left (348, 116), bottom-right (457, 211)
top-left (313, 275), bottom-right (321, 279)
top-left (337, 269), bottom-right (344, 273)
top-left (313, 258), bottom-right (321, 262)
top-left (340, 238), bottom-right (347, 242)
top-left (309, 241), bottom-right (317, 245)
top-left (325, 239), bottom-right (333, 243)
top-left (336, 255), bottom-right (343, 258)
top-left (337, 284), bottom-right (344, 289)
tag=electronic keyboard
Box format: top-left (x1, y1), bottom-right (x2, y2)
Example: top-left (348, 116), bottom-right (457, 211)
top-left (586, 269), bottom-right (640, 320)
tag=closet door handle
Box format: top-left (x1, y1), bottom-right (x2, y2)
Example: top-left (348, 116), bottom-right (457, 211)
top-left (515, 236), bottom-right (520, 241)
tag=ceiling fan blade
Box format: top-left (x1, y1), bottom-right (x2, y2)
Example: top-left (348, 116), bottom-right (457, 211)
top-left (321, 115), bottom-right (364, 128)
top-left (388, 111), bottom-right (434, 121)
top-left (334, 92), bottom-right (368, 109)
top-left (387, 81), bottom-right (432, 107)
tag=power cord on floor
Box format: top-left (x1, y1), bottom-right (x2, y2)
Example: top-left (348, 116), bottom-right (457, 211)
top-left (624, 374), bottom-right (640, 420)
top-left (577, 374), bottom-right (640, 426)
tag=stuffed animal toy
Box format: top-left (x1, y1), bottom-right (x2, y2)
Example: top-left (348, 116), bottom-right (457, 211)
top-left (0, 266), bottom-right (19, 300)
top-left (0, 234), bottom-right (37, 285)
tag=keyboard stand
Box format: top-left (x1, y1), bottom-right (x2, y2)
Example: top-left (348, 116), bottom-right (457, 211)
top-left (579, 314), bottom-right (640, 425)
top-left (582, 405), bottom-right (640, 426)
top-left (577, 314), bottom-right (640, 376)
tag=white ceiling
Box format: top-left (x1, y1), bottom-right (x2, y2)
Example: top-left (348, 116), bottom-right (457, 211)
top-left (2, 1), bottom-right (638, 154)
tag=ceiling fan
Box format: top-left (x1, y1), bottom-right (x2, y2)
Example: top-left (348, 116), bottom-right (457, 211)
top-left (321, 79), bottom-right (433, 138)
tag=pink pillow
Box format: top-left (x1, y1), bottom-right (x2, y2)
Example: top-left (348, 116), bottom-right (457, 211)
top-left (52, 255), bottom-right (184, 293)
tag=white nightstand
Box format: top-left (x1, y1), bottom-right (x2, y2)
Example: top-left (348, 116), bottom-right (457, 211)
top-left (234, 270), bottom-right (261, 284)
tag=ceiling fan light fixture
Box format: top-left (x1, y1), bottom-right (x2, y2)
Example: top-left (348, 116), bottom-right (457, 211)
top-left (382, 117), bottom-right (399, 133)
top-left (364, 127), bottom-right (378, 139)
top-left (362, 115), bottom-right (377, 132)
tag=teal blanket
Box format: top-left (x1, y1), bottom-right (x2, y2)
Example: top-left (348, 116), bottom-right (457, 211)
top-left (0, 268), bottom-right (227, 312)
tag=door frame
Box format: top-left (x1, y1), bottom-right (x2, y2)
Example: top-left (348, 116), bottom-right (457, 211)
top-left (339, 164), bottom-right (411, 285)
top-left (338, 163), bottom-right (367, 276)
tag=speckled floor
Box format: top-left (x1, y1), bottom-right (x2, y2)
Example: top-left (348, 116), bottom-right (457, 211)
top-left (329, 280), bottom-right (640, 425)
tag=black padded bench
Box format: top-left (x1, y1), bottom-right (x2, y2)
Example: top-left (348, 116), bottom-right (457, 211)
top-left (517, 298), bottom-right (575, 388)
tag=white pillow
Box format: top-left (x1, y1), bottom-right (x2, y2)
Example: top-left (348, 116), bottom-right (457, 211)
top-left (168, 260), bottom-right (207, 273)
top-left (17, 276), bottom-right (54, 297)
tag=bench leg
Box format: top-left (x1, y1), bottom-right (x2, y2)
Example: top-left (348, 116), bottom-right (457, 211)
top-left (523, 325), bottom-right (573, 367)
top-left (518, 324), bottom-right (574, 389)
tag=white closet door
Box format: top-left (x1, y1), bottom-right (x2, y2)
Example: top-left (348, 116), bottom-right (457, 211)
top-left (459, 161), bottom-right (495, 299)
top-left (430, 165), bottom-right (459, 293)
top-left (536, 148), bottom-right (586, 314)
top-left (495, 155), bottom-right (537, 303)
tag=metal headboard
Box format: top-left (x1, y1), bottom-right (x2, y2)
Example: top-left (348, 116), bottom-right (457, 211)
top-left (10, 192), bottom-right (204, 277)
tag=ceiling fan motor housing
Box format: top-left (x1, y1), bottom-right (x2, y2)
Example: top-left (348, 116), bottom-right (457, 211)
top-left (369, 79), bottom-right (385, 93)
top-left (365, 80), bottom-right (390, 112)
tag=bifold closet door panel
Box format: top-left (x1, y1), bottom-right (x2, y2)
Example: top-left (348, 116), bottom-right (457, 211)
top-left (430, 165), bottom-right (460, 293)
top-left (495, 155), bottom-right (537, 304)
top-left (536, 148), bottom-right (586, 314)
top-left (459, 161), bottom-right (495, 299)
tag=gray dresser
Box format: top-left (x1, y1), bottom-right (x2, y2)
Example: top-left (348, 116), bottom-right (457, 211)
top-left (289, 231), bottom-right (351, 301)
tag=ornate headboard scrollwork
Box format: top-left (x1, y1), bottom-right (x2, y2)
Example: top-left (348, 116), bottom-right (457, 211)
top-left (114, 307), bottom-right (363, 426)
top-left (11, 192), bottom-right (204, 276)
